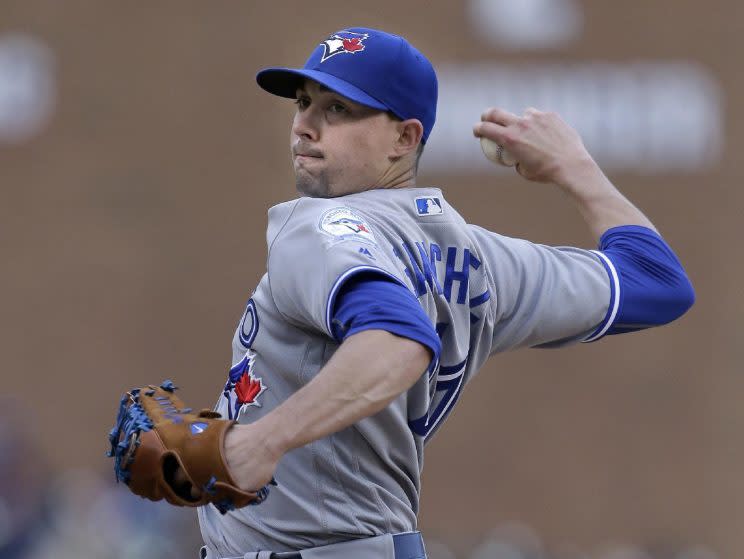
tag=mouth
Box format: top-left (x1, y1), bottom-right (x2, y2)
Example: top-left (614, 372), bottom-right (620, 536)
top-left (293, 145), bottom-right (324, 160)
top-left (293, 153), bottom-right (324, 170)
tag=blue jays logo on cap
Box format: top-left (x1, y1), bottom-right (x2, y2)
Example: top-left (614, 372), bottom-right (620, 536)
top-left (415, 196), bottom-right (443, 216)
top-left (320, 31), bottom-right (369, 63)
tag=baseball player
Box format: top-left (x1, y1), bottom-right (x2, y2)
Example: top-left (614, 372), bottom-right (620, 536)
top-left (124, 27), bottom-right (696, 559)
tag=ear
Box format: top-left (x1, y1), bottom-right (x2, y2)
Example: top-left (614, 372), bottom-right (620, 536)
top-left (392, 119), bottom-right (424, 159)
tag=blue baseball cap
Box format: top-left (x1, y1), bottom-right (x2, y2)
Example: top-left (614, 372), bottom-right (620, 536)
top-left (256, 27), bottom-right (438, 143)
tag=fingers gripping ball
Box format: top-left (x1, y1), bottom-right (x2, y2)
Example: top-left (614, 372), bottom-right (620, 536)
top-left (107, 380), bottom-right (275, 514)
top-left (480, 137), bottom-right (518, 167)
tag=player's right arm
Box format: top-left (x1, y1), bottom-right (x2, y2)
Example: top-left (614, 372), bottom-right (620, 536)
top-left (472, 107), bottom-right (695, 349)
top-left (225, 327), bottom-right (431, 493)
top-left (222, 200), bottom-right (440, 493)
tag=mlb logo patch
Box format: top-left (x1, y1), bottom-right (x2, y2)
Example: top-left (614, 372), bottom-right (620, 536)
top-left (415, 196), bottom-right (443, 216)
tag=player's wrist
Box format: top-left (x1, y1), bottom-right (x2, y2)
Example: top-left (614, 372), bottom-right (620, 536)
top-left (251, 411), bottom-right (295, 458)
top-left (224, 423), bottom-right (283, 492)
top-left (551, 159), bottom-right (657, 240)
top-left (553, 152), bottom-right (607, 196)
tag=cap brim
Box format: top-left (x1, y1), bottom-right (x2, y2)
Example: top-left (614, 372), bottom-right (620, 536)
top-left (256, 67), bottom-right (388, 112)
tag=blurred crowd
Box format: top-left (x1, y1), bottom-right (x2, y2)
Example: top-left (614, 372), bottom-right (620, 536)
top-left (426, 524), bottom-right (720, 559)
top-left (0, 396), bottom-right (720, 559)
top-left (0, 398), bottom-right (202, 559)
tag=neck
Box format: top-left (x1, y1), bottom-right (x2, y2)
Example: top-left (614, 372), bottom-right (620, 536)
top-left (376, 160), bottom-right (417, 190)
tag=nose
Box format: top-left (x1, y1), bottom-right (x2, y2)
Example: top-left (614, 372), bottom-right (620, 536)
top-left (291, 106), bottom-right (319, 142)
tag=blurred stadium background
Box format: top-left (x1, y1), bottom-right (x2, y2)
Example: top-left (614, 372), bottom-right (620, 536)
top-left (1, 1), bottom-right (741, 557)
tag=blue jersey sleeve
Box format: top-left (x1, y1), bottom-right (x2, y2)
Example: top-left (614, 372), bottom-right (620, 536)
top-left (586, 225), bottom-right (695, 339)
top-left (330, 272), bottom-right (441, 366)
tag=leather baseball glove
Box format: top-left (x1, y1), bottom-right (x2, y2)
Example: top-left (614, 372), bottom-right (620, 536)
top-left (107, 380), bottom-right (274, 514)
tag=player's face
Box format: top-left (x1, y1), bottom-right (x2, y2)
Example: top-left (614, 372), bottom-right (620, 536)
top-left (291, 80), bottom-right (404, 198)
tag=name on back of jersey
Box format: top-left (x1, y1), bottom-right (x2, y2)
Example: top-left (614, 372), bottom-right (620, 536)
top-left (393, 241), bottom-right (490, 324)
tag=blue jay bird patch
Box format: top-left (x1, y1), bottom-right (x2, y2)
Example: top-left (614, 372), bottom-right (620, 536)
top-left (320, 31), bottom-right (369, 63)
top-left (319, 207), bottom-right (377, 245)
top-left (415, 196), bottom-right (443, 216)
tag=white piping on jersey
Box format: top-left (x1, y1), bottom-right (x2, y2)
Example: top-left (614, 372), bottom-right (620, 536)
top-left (435, 371), bottom-right (463, 382)
top-left (583, 250), bottom-right (620, 342)
top-left (324, 265), bottom-right (408, 337)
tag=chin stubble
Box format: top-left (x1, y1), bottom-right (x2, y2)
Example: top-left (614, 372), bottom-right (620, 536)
top-left (295, 171), bottom-right (333, 198)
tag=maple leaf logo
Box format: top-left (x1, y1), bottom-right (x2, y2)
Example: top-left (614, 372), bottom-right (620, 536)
top-left (235, 372), bottom-right (264, 405)
top-left (223, 351), bottom-right (267, 419)
top-left (342, 38), bottom-right (364, 53)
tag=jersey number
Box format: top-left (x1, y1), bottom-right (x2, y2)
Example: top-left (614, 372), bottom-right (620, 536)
top-left (408, 358), bottom-right (466, 442)
top-left (238, 298), bottom-right (259, 349)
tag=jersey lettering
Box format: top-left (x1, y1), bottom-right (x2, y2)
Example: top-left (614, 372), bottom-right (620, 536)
top-left (238, 298), bottom-right (259, 349)
top-left (395, 243), bottom-right (488, 440)
top-left (444, 247), bottom-right (474, 304)
top-left (394, 242), bottom-right (442, 297)
top-left (394, 242), bottom-right (483, 305)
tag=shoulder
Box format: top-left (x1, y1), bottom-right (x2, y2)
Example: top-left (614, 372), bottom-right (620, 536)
top-left (268, 197), bottom-right (380, 255)
top-left (264, 197), bottom-right (408, 332)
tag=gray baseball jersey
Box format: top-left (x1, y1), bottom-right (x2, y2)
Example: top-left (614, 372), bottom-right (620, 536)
top-left (198, 187), bottom-right (612, 555)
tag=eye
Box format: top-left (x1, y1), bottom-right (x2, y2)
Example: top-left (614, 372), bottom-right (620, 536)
top-left (328, 102), bottom-right (347, 114)
top-left (294, 96), bottom-right (310, 110)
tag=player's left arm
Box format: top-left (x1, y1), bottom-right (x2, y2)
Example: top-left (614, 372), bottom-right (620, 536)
top-left (223, 274), bottom-right (440, 493)
top-left (584, 224), bottom-right (694, 338)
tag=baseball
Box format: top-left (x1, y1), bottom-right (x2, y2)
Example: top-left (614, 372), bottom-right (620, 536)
top-left (480, 136), bottom-right (517, 167)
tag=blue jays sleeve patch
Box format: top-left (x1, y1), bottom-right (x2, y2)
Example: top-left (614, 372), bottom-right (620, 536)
top-left (318, 207), bottom-right (377, 245)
